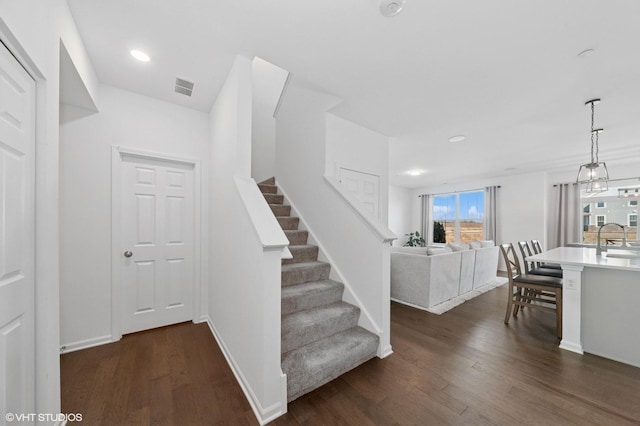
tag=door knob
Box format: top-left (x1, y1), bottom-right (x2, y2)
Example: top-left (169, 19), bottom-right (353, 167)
top-left (124, 250), bottom-right (133, 258)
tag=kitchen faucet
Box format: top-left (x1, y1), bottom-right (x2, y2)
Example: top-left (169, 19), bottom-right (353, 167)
top-left (596, 223), bottom-right (628, 256)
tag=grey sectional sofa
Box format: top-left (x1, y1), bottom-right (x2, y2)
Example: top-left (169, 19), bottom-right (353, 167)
top-left (390, 242), bottom-right (499, 310)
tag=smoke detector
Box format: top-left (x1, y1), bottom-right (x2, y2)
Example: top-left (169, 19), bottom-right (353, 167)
top-left (175, 78), bottom-right (194, 97)
top-left (380, 0), bottom-right (405, 17)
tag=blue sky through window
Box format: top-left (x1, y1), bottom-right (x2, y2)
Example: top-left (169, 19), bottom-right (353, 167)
top-left (433, 191), bottom-right (484, 221)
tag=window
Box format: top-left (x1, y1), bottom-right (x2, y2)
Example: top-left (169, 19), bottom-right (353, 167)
top-left (630, 200), bottom-right (638, 207)
top-left (583, 215), bottom-right (590, 232)
top-left (596, 201), bottom-right (606, 208)
top-left (596, 215), bottom-right (606, 227)
top-left (432, 190), bottom-right (484, 244)
top-left (630, 214), bottom-right (638, 228)
top-left (583, 204), bottom-right (591, 213)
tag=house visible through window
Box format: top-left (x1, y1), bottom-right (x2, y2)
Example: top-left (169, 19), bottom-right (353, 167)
top-left (432, 190), bottom-right (484, 244)
top-left (580, 182), bottom-right (638, 244)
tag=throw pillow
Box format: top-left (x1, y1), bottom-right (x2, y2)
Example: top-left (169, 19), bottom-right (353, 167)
top-left (479, 240), bottom-right (495, 248)
top-left (469, 240), bottom-right (482, 249)
top-left (447, 243), bottom-right (469, 252)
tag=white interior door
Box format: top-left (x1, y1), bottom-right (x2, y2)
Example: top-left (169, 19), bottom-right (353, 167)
top-left (339, 167), bottom-right (380, 218)
top-left (121, 155), bottom-right (194, 334)
top-left (0, 42), bottom-right (36, 422)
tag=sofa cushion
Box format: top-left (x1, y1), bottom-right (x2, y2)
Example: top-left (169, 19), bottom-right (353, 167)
top-left (447, 243), bottom-right (469, 252)
top-left (392, 246), bottom-right (428, 255)
top-left (427, 246), bottom-right (453, 255)
top-left (479, 240), bottom-right (495, 248)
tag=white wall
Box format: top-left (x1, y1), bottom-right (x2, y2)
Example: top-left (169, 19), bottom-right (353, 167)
top-left (0, 0), bottom-right (99, 414)
top-left (388, 185), bottom-right (413, 246)
top-left (325, 113), bottom-right (390, 224)
top-left (208, 56), bottom-right (287, 423)
top-left (251, 57), bottom-right (288, 183)
top-left (276, 80), bottom-right (393, 356)
top-left (59, 85), bottom-right (210, 348)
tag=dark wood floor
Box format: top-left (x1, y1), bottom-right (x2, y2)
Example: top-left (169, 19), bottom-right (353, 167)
top-left (61, 285), bottom-right (640, 425)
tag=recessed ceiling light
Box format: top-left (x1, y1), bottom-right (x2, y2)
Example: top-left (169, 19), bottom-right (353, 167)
top-left (380, 0), bottom-right (405, 17)
top-left (406, 169), bottom-right (424, 176)
top-left (448, 135), bottom-right (466, 143)
top-left (130, 49), bottom-right (150, 62)
top-left (578, 49), bottom-right (595, 58)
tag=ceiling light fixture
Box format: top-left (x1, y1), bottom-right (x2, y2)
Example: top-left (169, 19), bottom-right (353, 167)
top-left (380, 0), bottom-right (405, 17)
top-left (448, 135), bottom-right (466, 143)
top-left (618, 187), bottom-right (640, 198)
top-left (576, 98), bottom-right (609, 193)
top-left (130, 49), bottom-right (150, 62)
top-left (406, 169), bottom-right (424, 176)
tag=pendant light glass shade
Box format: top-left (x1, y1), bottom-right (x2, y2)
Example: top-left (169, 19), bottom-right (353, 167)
top-left (577, 161), bottom-right (609, 192)
top-left (577, 99), bottom-right (609, 193)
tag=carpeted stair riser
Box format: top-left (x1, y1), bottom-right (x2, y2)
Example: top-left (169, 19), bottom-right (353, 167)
top-left (282, 245), bottom-right (319, 265)
top-left (263, 193), bottom-right (284, 205)
top-left (281, 302), bottom-right (359, 354)
top-left (277, 217), bottom-right (300, 230)
top-left (284, 230), bottom-right (308, 245)
top-left (281, 262), bottom-right (330, 286)
top-left (258, 183), bottom-right (278, 194)
top-left (270, 204), bottom-right (291, 216)
top-left (259, 177), bottom-right (276, 186)
top-left (281, 280), bottom-right (344, 316)
top-left (282, 327), bottom-right (379, 402)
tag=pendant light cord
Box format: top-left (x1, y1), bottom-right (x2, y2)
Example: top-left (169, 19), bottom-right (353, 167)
top-left (590, 101), bottom-right (598, 164)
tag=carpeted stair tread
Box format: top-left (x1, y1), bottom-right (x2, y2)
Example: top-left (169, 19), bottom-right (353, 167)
top-left (281, 261), bottom-right (330, 286)
top-left (281, 280), bottom-right (344, 315)
top-left (277, 216), bottom-right (300, 230)
top-left (284, 230), bottom-right (308, 245)
top-left (263, 193), bottom-right (284, 205)
top-left (282, 327), bottom-right (379, 402)
top-left (270, 204), bottom-right (291, 216)
top-left (283, 245), bottom-right (319, 265)
top-left (281, 302), bottom-right (359, 354)
top-left (258, 183), bottom-right (278, 194)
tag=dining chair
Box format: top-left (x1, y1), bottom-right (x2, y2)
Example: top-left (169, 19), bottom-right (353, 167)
top-left (500, 243), bottom-right (563, 339)
top-left (530, 239), bottom-right (563, 270)
top-left (517, 241), bottom-right (562, 278)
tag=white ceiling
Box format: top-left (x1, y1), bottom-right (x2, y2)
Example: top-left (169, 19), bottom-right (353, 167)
top-left (66, 0), bottom-right (640, 188)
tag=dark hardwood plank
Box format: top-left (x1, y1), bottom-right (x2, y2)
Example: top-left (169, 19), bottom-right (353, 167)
top-left (61, 286), bottom-right (640, 425)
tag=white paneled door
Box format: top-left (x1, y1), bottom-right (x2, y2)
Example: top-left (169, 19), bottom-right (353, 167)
top-left (0, 42), bottom-right (36, 422)
top-left (339, 167), bottom-right (380, 219)
top-left (121, 156), bottom-right (194, 334)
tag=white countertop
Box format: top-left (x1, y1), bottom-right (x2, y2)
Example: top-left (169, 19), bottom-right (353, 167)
top-left (528, 247), bottom-right (640, 272)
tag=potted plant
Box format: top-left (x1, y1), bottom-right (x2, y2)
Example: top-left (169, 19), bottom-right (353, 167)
top-left (404, 231), bottom-right (425, 247)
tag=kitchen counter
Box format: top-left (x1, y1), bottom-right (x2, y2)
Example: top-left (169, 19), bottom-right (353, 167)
top-left (528, 247), bottom-right (640, 367)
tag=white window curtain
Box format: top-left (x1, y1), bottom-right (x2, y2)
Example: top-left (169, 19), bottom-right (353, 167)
top-left (419, 194), bottom-right (430, 246)
top-left (551, 183), bottom-right (581, 248)
top-left (484, 186), bottom-right (499, 242)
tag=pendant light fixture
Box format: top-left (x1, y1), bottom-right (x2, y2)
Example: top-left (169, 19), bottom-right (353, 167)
top-left (577, 98), bottom-right (609, 193)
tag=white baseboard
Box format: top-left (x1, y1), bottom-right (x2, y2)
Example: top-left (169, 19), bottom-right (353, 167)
top-left (60, 334), bottom-right (115, 354)
top-left (199, 316), bottom-right (287, 425)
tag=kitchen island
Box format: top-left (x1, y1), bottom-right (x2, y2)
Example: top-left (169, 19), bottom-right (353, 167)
top-left (528, 247), bottom-right (640, 367)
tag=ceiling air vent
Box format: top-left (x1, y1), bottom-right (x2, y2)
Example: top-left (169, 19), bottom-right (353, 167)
top-left (175, 78), bottom-right (194, 97)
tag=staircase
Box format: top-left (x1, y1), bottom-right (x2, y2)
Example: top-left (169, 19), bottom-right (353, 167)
top-left (258, 178), bottom-right (379, 402)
